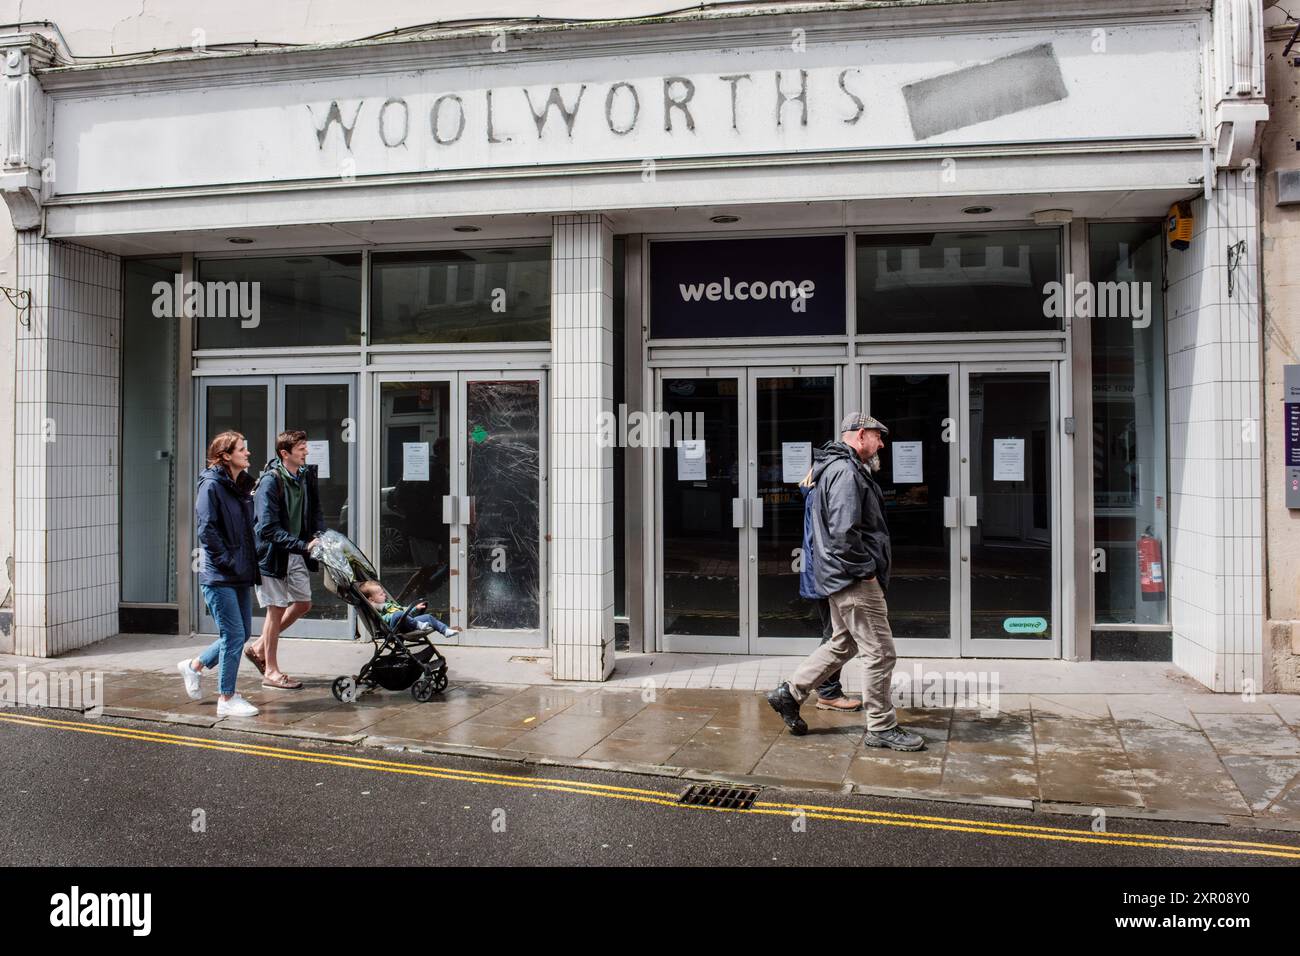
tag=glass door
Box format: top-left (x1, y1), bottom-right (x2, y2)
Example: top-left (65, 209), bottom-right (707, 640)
top-left (195, 375), bottom-right (356, 639)
top-left (863, 366), bottom-right (961, 657)
top-left (749, 369), bottom-right (840, 655)
top-left (863, 362), bottom-right (1061, 658)
top-left (374, 371), bottom-right (545, 647)
top-left (656, 367), bottom-right (839, 654)
top-left (658, 370), bottom-right (747, 653)
top-left (959, 365), bottom-right (1059, 658)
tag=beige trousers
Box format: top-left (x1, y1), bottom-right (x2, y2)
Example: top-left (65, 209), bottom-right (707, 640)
top-left (788, 577), bottom-right (897, 732)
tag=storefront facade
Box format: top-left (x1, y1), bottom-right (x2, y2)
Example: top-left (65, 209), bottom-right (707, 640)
top-left (0, 0), bottom-right (1277, 688)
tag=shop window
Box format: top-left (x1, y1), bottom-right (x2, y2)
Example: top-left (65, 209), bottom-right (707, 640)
top-left (121, 258), bottom-right (180, 603)
top-left (195, 254), bottom-right (362, 349)
top-left (369, 246), bottom-right (550, 344)
top-left (855, 229), bottom-right (1062, 334)
top-left (1089, 223), bottom-right (1169, 626)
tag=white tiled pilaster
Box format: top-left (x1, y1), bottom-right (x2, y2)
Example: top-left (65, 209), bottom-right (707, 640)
top-left (1164, 172), bottom-right (1264, 692)
top-left (550, 214), bottom-right (616, 681)
top-left (14, 237), bottom-right (121, 657)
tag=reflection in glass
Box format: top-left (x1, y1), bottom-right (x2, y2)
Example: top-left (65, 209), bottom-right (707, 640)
top-left (661, 378), bottom-right (740, 636)
top-left (755, 377), bottom-right (836, 638)
top-left (466, 380), bottom-right (541, 629)
top-left (968, 373), bottom-right (1053, 640)
top-left (122, 258), bottom-right (180, 603)
top-left (1089, 223), bottom-right (1169, 625)
top-left (283, 383), bottom-right (351, 622)
top-left (370, 247), bottom-right (550, 343)
top-left (196, 255), bottom-right (362, 349)
top-left (869, 374), bottom-right (952, 642)
top-left (856, 229), bottom-right (1061, 334)
top-left (204, 385), bottom-right (269, 468)
top-left (379, 382), bottom-right (452, 623)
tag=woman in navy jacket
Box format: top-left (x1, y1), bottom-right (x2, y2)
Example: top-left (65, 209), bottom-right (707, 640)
top-left (176, 430), bottom-right (263, 718)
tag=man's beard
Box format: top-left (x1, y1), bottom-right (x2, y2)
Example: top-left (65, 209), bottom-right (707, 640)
top-left (866, 452), bottom-right (882, 473)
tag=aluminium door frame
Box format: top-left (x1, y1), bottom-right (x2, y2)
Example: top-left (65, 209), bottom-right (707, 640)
top-left (273, 372), bottom-right (358, 640)
top-left (860, 361), bottom-right (963, 658)
top-left (957, 360), bottom-right (1063, 660)
top-left (748, 364), bottom-right (843, 657)
top-left (194, 375), bottom-right (275, 637)
top-left (654, 366), bottom-right (750, 654)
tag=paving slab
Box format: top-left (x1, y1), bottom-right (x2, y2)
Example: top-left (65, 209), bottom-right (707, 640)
top-left (1217, 756), bottom-right (1300, 817)
top-left (1195, 712), bottom-right (1300, 757)
top-left (939, 751), bottom-right (1040, 801)
top-left (667, 725), bottom-right (778, 775)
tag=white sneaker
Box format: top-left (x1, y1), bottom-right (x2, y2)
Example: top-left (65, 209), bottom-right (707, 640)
top-left (177, 659), bottom-right (202, 700)
top-left (217, 694), bottom-right (259, 718)
top-left (442, 628), bottom-right (459, 638)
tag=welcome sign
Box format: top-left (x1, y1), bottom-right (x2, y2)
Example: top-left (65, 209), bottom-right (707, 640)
top-left (649, 235), bottom-right (846, 338)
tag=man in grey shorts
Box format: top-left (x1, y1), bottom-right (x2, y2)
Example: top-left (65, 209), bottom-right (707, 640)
top-left (247, 429), bottom-right (324, 689)
top-left (766, 412), bottom-right (924, 751)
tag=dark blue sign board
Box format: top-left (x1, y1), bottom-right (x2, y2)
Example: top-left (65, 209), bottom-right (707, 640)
top-left (649, 235), bottom-right (846, 339)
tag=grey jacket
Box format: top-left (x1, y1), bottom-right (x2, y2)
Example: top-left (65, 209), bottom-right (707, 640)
top-left (805, 441), bottom-right (891, 595)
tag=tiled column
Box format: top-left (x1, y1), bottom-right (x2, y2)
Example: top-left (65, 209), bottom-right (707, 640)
top-left (1164, 172), bottom-right (1264, 691)
top-left (550, 214), bottom-right (615, 681)
top-left (14, 237), bottom-right (121, 656)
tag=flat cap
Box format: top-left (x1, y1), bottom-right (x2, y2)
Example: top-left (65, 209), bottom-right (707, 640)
top-left (839, 411), bottom-right (889, 436)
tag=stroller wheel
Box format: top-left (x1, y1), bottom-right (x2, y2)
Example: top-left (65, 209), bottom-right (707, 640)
top-left (332, 676), bottom-right (358, 704)
top-left (433, 670), bottom-right (448, 693)
top-left (411, 678), bottom-right (437, 703)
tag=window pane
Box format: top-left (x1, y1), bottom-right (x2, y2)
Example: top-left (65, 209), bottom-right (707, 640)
top-left (856, 229), bottom-right (1062, 334)
top-left (370, 246), bottom-right (550, 343)
top-left (466, 380), bottom-right (541, 629)
top-left (1089, 222), bottom-right (1169, 625)
top-left (121, 258), bottom-right (180, 603)
top-left (195, 254), bottom-right (361, 349)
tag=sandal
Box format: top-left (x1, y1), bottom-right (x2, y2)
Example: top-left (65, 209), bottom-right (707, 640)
top-left (243, 645), bottom-right (267, 675)
top-left (262, 672), bottom-right (303, 690)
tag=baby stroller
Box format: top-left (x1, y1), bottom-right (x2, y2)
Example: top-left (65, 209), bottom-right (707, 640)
top-left (313, 530), bottom-right (450, 704)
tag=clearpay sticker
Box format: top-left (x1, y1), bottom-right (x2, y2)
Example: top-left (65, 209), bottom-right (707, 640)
top-left (1002, 617), bottom-right (1048, 635)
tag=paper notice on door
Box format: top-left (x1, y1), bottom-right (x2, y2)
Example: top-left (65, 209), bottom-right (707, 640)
top-left (781, 442), bottom-right (812, 484)
top-left (993, 438), bottom-right (1025, 482)
top-left (677, 440), bottom-right (707, 480)
top-left (402, 442), bottom-right (430, 481)
top-left (305, 440), bottom-right (330, 479)
top-left (891, 441), bottom-right (923, 484)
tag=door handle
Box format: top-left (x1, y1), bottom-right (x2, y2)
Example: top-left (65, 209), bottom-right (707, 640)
top-left (963, 496), bottom-right (978, 527)
top-left (731, 498), bottom-right (746, 529)
top-left (442, 495), bottom-right (458, 526)
top-left (943, 497), bottom-right (958, 528)
top-left (750, 497), bottom-right (764, 529)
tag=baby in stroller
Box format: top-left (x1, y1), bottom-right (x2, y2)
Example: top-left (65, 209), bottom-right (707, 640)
top-left (357, 580), bottom-right (459, 638)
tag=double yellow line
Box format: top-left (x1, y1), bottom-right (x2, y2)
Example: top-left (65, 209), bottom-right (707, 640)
top-left (3, 710), bottom-right (1298, 861)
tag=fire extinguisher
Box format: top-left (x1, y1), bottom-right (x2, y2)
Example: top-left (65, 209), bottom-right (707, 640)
top-left (1138, 527), bottom-right (1165, 602)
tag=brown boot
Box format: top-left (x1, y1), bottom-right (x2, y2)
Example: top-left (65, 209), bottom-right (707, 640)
top-left (815, 695), bottom-right (863, 712)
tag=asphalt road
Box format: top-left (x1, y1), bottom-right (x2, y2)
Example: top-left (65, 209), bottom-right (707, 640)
top-left (0, 707), bottom-right (1297, 869)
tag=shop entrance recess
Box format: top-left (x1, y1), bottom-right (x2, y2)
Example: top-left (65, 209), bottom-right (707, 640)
top-left (862, 362), bottom-right (1062, 659)
top-left (371, 371), bottom-right (546, 648)
top-left (656, 367), bottom-right (840, 654)
top-left (195, 375), bottom-right (356, 639)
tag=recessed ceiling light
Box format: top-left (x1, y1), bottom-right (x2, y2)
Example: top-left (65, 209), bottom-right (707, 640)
top-left (227, 236), bottom-right (255, 244)
top-left (961, 206), bottom-right (994, 216)
top-left (710, 215), bottom-right (740, 224)
top-left (453, 225), bottom-right (482, 233)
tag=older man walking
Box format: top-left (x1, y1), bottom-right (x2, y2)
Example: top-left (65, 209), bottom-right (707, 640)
top-left (766, 412), bottom-right (924, 751)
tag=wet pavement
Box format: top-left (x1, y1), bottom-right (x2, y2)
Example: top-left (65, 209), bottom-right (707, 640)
top-left (4, 657), bottom-right (1300, 831)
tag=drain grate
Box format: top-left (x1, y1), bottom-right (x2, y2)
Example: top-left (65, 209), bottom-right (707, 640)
top-left (678, 784), bottom-right (760, 810)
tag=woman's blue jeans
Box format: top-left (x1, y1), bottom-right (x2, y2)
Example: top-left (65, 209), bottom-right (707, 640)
top-left (199, 584), bottom-right (253, 696)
